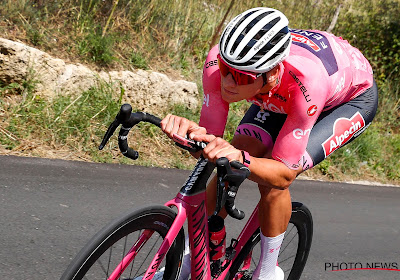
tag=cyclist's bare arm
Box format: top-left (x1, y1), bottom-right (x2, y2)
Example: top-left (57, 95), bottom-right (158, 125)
top-left (161, 115), bottom-right (297, 189)
top-left (202, 134), bottom-right (299, 190)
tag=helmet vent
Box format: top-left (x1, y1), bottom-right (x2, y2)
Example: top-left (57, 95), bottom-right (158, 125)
top-left (269, 26), bottom-right (289, 45)
top-left (250, 26), bottom-right (289, 63)
top-left (255, 17), bottom-right (280, 40)
top-left (255, 37), bottom-right (291, 70)
top-left (231, 11), bottom-right (275, 56)
top-left (224, 10), bottom-right (257, 53)
top-left (244, 11), bottom-right (274, 37)
top-left (236, 17), bottom-right (280, 60)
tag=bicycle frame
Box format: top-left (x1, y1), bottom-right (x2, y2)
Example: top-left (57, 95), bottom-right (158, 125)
top-left (91, 107), bottom-right (312, 280)
top-left (106, 156), bottom-right (260, 280)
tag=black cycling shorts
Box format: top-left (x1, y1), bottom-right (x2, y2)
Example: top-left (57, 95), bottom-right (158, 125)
top-left (235, 81), bottom-right (378, 170)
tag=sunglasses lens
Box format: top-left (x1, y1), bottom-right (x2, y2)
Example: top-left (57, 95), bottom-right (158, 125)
top-left (217, 58), bottom-right (256, 85)
top-left (236, 73), bottom-right (255, 85)
top-left (217, 59), bottom-right (230, 76)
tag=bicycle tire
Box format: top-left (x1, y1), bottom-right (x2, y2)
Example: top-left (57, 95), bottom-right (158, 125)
top-left (227, 202), bottom-right (313, 280)
top-left (61, 205), bottom-right (185, 280)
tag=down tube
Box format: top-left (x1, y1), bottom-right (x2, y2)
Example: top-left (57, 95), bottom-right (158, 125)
top-left (182, 191), bottom-right (213, 280)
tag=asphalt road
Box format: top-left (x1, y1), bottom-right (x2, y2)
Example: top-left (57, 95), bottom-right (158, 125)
top-left (1, 155), bottom-right (399, 280)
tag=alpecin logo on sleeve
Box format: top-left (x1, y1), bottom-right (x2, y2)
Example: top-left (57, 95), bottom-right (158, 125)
top-left (322, 112), bottom-right (366, 157)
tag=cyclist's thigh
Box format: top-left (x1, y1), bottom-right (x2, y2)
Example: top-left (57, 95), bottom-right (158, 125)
top-left (303, 81), bottom-right (378, 170)
top-left (234, 105), bottom-right (291, 219)
top-left (233, 104), bottom-right (287, 157)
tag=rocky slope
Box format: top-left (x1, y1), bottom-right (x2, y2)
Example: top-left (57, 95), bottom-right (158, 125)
top-left (0, 38), bottom-right (199, 109)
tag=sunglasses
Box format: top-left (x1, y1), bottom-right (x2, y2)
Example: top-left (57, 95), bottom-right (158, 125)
top-left (217, 54), bottom-right (263, 85)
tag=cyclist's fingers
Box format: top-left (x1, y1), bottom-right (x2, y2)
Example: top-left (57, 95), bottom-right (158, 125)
top-left (169, 116), bottom-right (191, 137)
top-left (208, 146), bottom-right (231, 162)
top-left (216, 148), bottom-right (242, 162)
top-left (188, 126), bottom-right (206, 139)
top-left (176, 117), bottom-right (191, 137)
top-left (191, 130), bottom-right (212, 142)
top-left (202, 136), bottom-right (219, 154)
top-left (213, 145), bottom-right (241, 162)
top-left (169, 115), bottom-right (183, 137)
top-left (164, 115), bottom-right (179, 136)
top-left (204, 138), bottom-right (235, 162)
top-left (162, 115), bottom-right (206, 141)
top-left (214, 141), bottom-right (241, 162)
top-left (160, 114), bottom-right (172, 134)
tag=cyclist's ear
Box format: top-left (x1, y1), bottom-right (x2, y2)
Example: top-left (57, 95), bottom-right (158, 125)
top-left (266, 64), bottom-right (280, 83)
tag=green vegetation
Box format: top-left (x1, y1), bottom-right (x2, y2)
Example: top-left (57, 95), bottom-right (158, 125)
top-left (0, 0), bottom-right (399, 184)
top-left (0, 75), bottom-right (195, 168)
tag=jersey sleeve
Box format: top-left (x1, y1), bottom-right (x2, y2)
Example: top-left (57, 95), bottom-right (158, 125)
top-left (199, 45), bottom-right (229, 137)
top-left (272, 63), bottom-right (328, 169)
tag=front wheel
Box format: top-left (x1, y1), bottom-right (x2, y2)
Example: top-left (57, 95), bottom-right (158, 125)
top-left (61, 205), bottom-right (185, 280)
top-left (228, 202), bottom-right (313, 280)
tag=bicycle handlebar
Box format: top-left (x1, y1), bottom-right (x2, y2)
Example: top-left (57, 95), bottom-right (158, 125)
top-left (99, 104), bottom-right (250, 220)
top-left (99, 104), bottom-right (161, 160)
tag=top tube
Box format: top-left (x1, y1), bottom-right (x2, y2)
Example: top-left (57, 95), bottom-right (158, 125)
top-left (179, 156), bottom-right (215, 197)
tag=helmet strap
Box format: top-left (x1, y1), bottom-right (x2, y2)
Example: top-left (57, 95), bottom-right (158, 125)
top-left (262, 73), bottom-right (268, 87)
top-left (257, 73), bottom-right (269, 96)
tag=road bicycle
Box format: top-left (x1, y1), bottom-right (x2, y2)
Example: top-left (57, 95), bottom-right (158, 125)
top-left (60, 104), bottom-right (313, 280)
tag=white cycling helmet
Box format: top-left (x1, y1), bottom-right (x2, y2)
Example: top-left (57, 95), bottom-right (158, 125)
top-left (219, 7), bottom-right (292, 73)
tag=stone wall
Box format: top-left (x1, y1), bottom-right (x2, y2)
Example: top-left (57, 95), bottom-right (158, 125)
top-left (0, 38), bottom-right (199, 110)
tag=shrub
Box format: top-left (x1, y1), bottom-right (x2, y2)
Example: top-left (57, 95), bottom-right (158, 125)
top-left (336, 0), bottom-right (400, 82)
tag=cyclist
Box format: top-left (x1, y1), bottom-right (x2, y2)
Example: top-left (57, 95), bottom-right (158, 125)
top-left (161, 7), bottom-right (378, 280)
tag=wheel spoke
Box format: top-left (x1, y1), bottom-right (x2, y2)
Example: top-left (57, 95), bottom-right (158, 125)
top-left (280, 225), bottom-right (296, 254)
top-left (96, 258), bottom-right (110, 278)
top-left (132, 235), bottom-right (161, 278)
top-left (279, 254), bottom-right (296, 265)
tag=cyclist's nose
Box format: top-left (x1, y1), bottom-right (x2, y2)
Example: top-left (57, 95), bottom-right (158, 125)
top-left (222, 73), bottom-right (237, 88)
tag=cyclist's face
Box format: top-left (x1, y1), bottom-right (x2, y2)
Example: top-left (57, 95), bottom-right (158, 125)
top-left (220, 70), bottom-right (277, 103)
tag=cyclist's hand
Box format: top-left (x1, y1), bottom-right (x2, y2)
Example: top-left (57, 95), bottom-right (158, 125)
top-left (197, 135), bottom-right (243, 164)
top-left (161, 114), bottom-right (206, 140)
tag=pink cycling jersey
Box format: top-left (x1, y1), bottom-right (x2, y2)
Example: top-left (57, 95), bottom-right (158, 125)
top-left (200, 29), bottom-right (374, 169)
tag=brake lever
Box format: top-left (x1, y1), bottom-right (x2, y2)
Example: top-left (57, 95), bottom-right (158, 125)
top-left (99, 119), bottom-right (119, 150)
top-left (214, 174), bottom-right (227, 216)
top-left (214, 157), bottom-right (230, 216)
top-left (99, 104), bottom-right (133, 150)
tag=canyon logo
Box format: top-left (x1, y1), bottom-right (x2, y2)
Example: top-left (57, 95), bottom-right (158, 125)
top-left (322, 112), bottom-right (366, 157)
